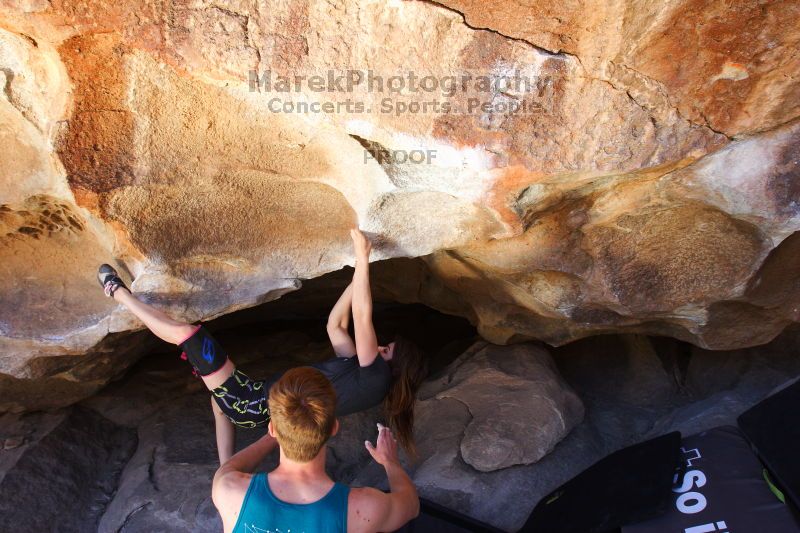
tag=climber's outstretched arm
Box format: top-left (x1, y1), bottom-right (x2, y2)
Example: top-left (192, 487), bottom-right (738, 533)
top-left (350, 229), bottom-right (379, 368)
top-left (327, 283), bottom-right (357, 357)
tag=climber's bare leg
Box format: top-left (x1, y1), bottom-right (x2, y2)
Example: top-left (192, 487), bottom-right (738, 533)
top-left (212, 396), bottom-right (236, 465)
top-left (111, 288), bottom-right (235, 389)
top-left (197, 359), bottom-right (236, 390)
top-left (116, 287), bottom-right (236, 460)
top-left (112, 288), bottom-right (196, 345)
top-left (100, 265), bottom-right (239, 465)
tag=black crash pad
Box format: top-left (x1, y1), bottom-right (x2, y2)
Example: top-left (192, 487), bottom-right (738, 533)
top-left (738, 377), bottom-right (800, 512)
top-left (624, 426), bottom-right (798, 533)
top-left (523, 432), bottom-right (682, 533)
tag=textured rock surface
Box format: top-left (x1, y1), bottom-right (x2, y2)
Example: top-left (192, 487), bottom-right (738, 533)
top-left (435, 0), bottom-right (800, 136)
top-left (0, 0), bottom-right (799, 409)
top-left (418, 342), bottom-right (584, 471)
top-left (0, 406), bottom-right (137, 532)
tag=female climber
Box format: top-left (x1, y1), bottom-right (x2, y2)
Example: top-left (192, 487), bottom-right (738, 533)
top-left (97, 228), bottom-right (428, 464)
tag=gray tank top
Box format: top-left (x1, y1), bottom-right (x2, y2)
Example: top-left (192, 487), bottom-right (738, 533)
top-left (309, 355), bottom-right (393, 415)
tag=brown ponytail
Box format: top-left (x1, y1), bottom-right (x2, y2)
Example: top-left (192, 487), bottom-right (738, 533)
top-left (384, 335), bottom-right (428, 459)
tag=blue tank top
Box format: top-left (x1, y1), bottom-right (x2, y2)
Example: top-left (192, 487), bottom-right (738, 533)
top-left (232, 473), bottom-right (350, 533)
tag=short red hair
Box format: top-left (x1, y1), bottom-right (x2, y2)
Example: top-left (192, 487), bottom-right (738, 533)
top-left (268, 367), bottom-right (337, 462)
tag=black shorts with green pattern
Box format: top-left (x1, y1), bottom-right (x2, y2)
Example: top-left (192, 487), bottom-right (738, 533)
top-left (211, 369), bottom-right (275, 428)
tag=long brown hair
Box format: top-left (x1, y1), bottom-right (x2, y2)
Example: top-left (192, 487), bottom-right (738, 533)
top-left (384, 335), bottom-right (428, 459)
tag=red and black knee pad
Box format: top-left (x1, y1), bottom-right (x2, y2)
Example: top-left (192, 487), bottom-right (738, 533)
top-left (179, 326), bottom-right (228, 376)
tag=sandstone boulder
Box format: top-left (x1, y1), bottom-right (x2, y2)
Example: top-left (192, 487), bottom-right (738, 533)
top-left (418, 342), bottom-right (584, 471)
top-left (0, 0), bottom-right (798, 410)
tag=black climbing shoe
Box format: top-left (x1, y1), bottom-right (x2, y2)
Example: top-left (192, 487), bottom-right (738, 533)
top-left (97, 264), bottom-right (128, 298)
